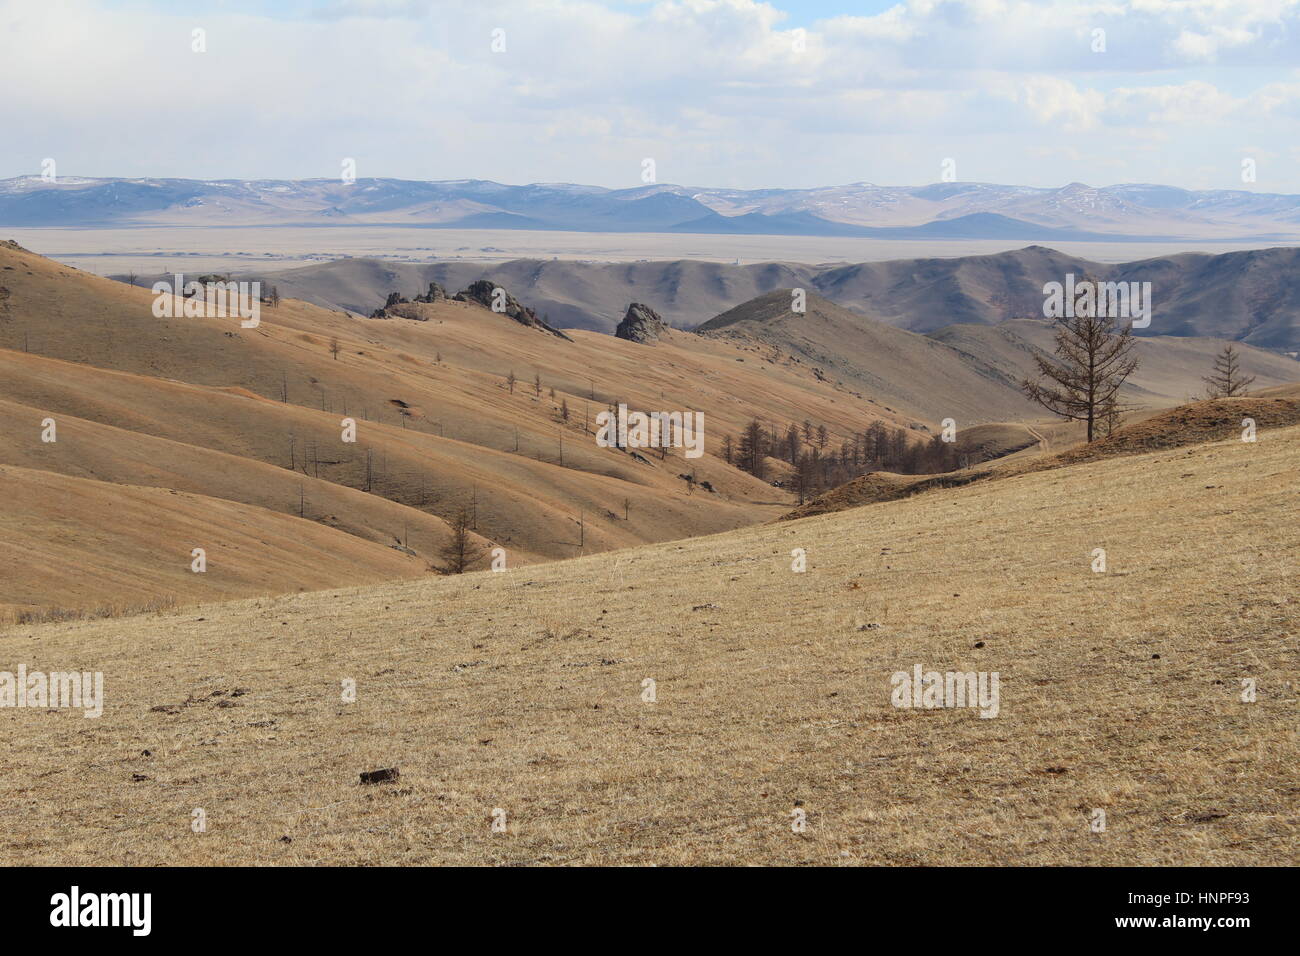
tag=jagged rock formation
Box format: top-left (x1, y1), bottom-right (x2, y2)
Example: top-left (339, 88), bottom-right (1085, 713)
top-left (453, 280), bottom-right (572, 340)
top-left (412, 281), bottom-right (446, 304)
top-left (369, 291), bottom-right (410, 319)
top-left (615, 302), bottom-right (669, 344)
top-left (365, 279), bottom-right (571, 338)
top-left (369, 288), bottom-right (437, 321)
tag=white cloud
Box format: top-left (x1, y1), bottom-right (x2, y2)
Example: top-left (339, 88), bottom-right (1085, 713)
top-left (2, 0), bottom-right (1300, 190)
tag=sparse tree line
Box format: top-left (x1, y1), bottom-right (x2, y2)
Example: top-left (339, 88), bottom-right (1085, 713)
top-left (722, 417), bottom-right (973, 503)
top-left (722, 325), bottom-right (1259, 505)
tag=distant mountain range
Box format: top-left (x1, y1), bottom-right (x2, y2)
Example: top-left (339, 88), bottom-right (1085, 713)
top-left (222, 245), bottom-right (1300, 350)
top-left (6, 176), bottom-right (1300, 241)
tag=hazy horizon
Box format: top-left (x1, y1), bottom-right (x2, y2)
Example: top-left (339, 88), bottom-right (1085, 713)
top-left (8, 173), bottom-right (1300, 196)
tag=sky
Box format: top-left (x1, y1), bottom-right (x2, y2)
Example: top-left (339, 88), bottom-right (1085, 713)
top-left (3, 0), bottom-right (1300, 192)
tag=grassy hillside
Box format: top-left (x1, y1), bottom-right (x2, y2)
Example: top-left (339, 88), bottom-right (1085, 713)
top-left (696, 290), bottom-right (1298, 424)
top-left (698, 289), bottom-right (1046, 422)
top-left (0, 241), bottom-right (931, 615)
top-left (0, 465), bottom-right (425, 620)
top-left (2, 420), bottom-right (1294, 865)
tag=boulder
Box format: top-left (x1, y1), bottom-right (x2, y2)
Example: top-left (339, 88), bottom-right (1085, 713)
top-left (615, 302), bottom-right (668, 344)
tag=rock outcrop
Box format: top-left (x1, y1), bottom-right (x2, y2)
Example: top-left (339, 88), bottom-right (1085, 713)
top-left (412, 281), bottom-right (446, 304)
top-left (453, 280), bottom-right (572, 340)
top-left (369, 291), bottom-right (410, 319)
top-left (615, 302), bottom-right (669, 344)
top-left (366, 280), bottom-right (571, 339)
top-left (369, 287), bottom-right (441, 320)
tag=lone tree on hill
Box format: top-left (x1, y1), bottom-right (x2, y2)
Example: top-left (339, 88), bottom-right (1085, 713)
top-left (1202, 344), bottom-right (1255, 398)
top-left (1021, 290), bottom-right (1140, 442)
top-left (439, 507), bottom-right (487, 574)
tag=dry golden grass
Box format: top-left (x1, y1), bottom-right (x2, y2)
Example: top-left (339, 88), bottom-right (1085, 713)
top-left (0, 596), bottom-right (177, 627)
top-left (2, 423), bottom-right (1295, 865)
top-left (6, 241), bottom-right (1298, 621)
top-left (0, 242), bottom-right (871, 612)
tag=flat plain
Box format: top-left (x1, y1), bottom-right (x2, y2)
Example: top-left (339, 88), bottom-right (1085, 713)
top-left (9, 225), bottom-right (1297, 276)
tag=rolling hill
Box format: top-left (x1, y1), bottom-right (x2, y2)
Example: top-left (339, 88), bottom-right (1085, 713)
top-left (232, 245), bottom-right (1300, 350)
top-left (695, 290), bottom-right (1299, 423)
top-left (4, 237), bottom-right (1295, 620)
top-left (2, 411), bottom-right (1294, 865)
top-left (0, 241), bottom-right (927, 617)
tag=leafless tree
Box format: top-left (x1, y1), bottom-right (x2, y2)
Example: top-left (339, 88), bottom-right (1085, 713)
top-left (1021, 290), bottom-right (1140, 442)
top-left (1202, 344), bottom-right (1255, 398)
top-left (439, 507), bottom-right (487, 574)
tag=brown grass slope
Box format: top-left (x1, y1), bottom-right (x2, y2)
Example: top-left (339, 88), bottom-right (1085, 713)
top-left (1, 423), bottom-right (1295, 864)
top-left (0, 465), bottom-right (424, 621)
top-left (695, 290), bottom-right (1298, 425)
top-left (0, 392), bottom-right (466, 584)
top-left (697, 289), bottom-right (1046, 423)
top-left (0, 240), bottom-right (908, 470)
top-left (0, 351), bottom-right (763, 556)
top-left (0, 242), bottom-right (929, 611)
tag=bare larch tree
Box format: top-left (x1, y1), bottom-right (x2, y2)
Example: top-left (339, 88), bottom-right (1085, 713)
top-left (1202, 344), bottom-right (1255, 398)
top-left (439, 507), bottom-right (487, 574)
top-left (1021, 288), bottom-right (1140, 442)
